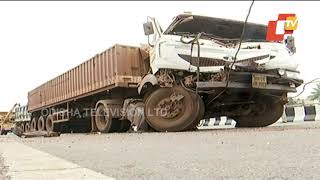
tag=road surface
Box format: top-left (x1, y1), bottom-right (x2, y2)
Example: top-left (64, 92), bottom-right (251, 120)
top-left (1, 122), bottom-right (320, 180)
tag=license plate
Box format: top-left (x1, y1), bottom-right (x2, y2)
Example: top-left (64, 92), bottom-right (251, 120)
top-left (252, 74), bottom-right (267, 88)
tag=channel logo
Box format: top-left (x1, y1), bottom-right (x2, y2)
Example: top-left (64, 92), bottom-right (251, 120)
top-left (266, 14), bottom-right (298, 41)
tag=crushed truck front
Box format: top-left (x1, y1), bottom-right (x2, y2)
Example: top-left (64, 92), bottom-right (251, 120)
top-left (140, 14), bottom-right (303, 130)
top-left (150, 14), bottom-right (302, 91)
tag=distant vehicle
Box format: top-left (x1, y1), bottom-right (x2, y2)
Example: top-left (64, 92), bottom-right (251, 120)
top-left (0, 103), bottom-right (17, 135)
top-left (14, 104), bottom-right (31, 133)
top-left (15, 14), bottom-right (303, 134)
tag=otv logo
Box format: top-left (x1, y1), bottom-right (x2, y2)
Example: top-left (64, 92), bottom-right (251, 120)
top-left (266, 14), bottom-right (298, 41)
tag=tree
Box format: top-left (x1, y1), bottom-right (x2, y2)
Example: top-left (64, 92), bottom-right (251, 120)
top-left (308, 83), bottom-right (320, 101)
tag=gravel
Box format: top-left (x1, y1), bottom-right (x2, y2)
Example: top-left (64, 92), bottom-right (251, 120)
top-left (11, 122), bottom-right (320, 180)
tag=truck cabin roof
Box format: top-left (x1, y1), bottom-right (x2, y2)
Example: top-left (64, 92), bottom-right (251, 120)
top-left (164, 14), bottom-right (267, 42)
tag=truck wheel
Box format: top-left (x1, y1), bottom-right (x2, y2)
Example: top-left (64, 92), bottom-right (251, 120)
top-left (21, 123), bottom-right (25, 133)
top-left (233, 98), bottom-right (284, 127)
top-left (30, 118), bottom-right (37, 131)
top-left (25, 122), bottom-right (31, 132)
top-left (0, 130), bottom-right (7, 135)
top-left (186, 92), bottom-right (205, 130)
top-left (38, 116), bottom-right (46, 131)
top-left (45, 115), bottom-right (55, 132)
top-left (95, 104), bottom-right (119, 133)
top-left (144, 86), bottom-right (200, 132)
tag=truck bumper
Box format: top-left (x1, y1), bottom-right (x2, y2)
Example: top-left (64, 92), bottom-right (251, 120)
top-left (197, 81), bottom-right (297, 92)
top-left (196, 72), bottom-right (303, 93)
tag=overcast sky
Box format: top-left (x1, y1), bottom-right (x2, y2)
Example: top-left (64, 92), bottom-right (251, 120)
top-left (0, 1), bottom-right (319, 111)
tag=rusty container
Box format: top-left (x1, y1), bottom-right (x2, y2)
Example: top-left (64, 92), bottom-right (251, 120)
top-left (28, 44), bottom-right (149, 112)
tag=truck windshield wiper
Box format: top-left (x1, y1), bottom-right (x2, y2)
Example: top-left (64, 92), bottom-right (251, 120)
top-left (200, 32), bottom-right (240, 42)
top-left (172, 31), bottom-right (197, 37)
top-left (173, 32), bottom-right (248, 46)
top-left (242, 39), bottom-right (268, 42)
top-left (199, 32), bottom-right (240, 46)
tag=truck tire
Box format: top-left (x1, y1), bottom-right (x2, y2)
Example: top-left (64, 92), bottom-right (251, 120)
top-left (0, 130), bottom-right (7, 135)
top-left (46, 115), bottom-right (61, 132)
top-left (144, 86), bottom-right (200, 132)
top-left (95, 104), bottom-right (119, 133)
top-left (21, 123), bottom-right (25, 133)
top-left (25, 122), bottom-right (31, 132)
top-left (30, 118), bottom-right (37, 131)
top-left (38, 116), bottom-right (46, 131)
top-left (233, 98), bottom-right (284, 127)
top-left (187, 92), bottom-right (205, 130)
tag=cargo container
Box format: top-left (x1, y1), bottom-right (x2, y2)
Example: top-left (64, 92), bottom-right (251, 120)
top-left (22, 44), bottom-right (149, 133)
top-left (28, 44), bottom-right (149, 112)
top-left (16, 14), bottom-right (303, 134)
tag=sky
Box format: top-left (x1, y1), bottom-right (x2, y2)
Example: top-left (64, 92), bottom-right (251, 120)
top-left (0, 1), bottom-right (319, 111)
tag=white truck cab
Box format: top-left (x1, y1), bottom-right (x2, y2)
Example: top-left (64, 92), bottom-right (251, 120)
top-left (143, 14), bottom-right (300, 80)
top-left (140, 14), bottom-right (303, 131)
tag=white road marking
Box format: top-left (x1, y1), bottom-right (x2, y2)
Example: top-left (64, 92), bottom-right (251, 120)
top-left (0, 139), bottom-right (114, 180)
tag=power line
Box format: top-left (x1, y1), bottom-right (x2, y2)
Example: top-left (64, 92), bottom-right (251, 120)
top-left (291, 78), bottom-right (320, 98)
top-left (207, 0), bottom-right (255, 104)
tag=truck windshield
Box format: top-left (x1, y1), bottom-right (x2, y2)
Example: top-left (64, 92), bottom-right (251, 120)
top-left (164, 15), bottom-right (267, 42)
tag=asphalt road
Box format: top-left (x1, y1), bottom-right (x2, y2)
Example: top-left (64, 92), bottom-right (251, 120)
top-left (0, 155), bottom-right (9, 180)
top-left (2, 122), bottom-right (320, 180)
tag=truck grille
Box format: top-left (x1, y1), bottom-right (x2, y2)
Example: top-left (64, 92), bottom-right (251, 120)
top-left (178, 54), bottom-right (270, 67)
top-left (178, 54), bottom-right (226, 67)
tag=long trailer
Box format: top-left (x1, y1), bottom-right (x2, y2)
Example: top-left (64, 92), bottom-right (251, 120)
top-left (28, 44), bottom-right (148, 112)
top-left (17, 14), bottom-right (303, 134)
top-left (22, 44), bottom-right (149, 133)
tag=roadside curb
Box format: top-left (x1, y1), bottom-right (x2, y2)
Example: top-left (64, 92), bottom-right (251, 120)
top-left (198, 104), bottom-right (320, 128)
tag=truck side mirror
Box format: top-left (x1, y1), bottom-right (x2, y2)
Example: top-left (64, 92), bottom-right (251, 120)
top-left (143, 22), bottom-right (154, 36)
top-left (285, 36), bottom-right (296, 54)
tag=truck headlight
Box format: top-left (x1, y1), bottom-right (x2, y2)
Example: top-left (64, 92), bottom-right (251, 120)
top-left (285, 70), bottom-right (300, 79)
top-left (278, 69), bottom-right (286, 76)
top-left (277, 69), bottom-right (300, 79)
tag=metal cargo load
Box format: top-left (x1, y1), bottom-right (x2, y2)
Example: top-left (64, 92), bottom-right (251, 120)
top-left (28, 44), bottom-right (149, 112)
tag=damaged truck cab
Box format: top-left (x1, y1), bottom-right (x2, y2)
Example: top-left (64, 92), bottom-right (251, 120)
top-left (19, 14), bottom-right (303, 135)
top-left (140, 14), bottom-right (303, 130)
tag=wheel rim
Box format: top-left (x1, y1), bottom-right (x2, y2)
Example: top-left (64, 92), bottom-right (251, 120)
top-left (145, 86), bottom-right (199, 132)
top-left (95, 104), bottom-right (112, 132)
top-left (157, 94), bottom-right (184, 119)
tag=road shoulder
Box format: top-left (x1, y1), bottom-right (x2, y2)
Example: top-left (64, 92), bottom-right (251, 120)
top-left (0, 135), bottom-right (113, 180)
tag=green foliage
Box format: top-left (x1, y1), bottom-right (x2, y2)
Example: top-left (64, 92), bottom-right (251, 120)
top-left (287, 97), bottom-right (303, 105)
top-left (308, 83), bottom-right (320, 101)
